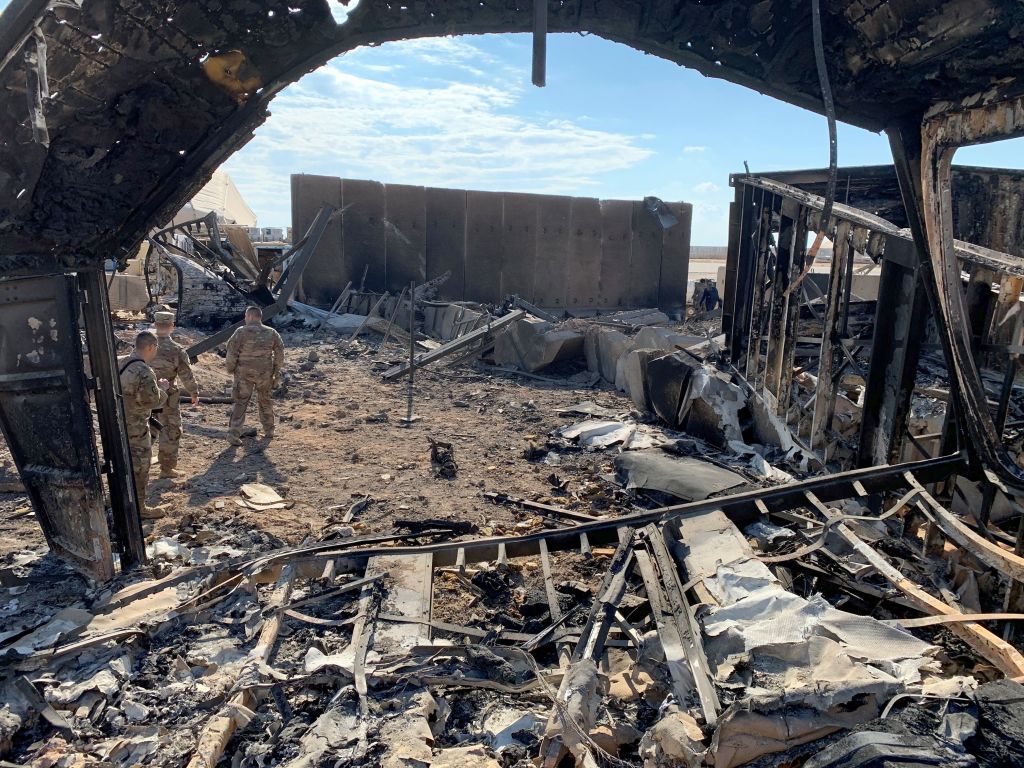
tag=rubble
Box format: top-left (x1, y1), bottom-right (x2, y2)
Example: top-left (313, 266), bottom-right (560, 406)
top-left (5, 0), bottom-right (1024, 764)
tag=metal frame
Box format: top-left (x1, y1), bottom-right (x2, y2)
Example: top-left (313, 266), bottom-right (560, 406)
top-left (726, 170), bottom-right (1024, 472)
top-left (185, 205), bottom-right (334, 361)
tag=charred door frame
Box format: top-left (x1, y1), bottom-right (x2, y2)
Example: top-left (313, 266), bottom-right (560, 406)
top-left (0, 269), bottom-right (144, 579)
top-left (890, 97), bottom-right (1024, 489)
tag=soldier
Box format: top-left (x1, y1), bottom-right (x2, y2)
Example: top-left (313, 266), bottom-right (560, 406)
top-left (150, 311), bottom-right (200, 479)
top-left (226, 306), bottom-right (284, 446)
top-left (119, 331), bottom-right (169, 519)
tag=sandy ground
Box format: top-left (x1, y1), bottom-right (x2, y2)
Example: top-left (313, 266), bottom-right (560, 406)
top-left (0, 321), bottom-right (648, 565)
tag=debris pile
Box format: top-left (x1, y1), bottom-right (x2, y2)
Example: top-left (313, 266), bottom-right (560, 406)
top-left (4, 284), bottom-right (1024, 768)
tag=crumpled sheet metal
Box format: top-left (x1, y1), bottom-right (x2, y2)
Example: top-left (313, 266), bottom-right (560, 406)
top-left (557, 419), bottom-right (673, 450)
top-left (614, 451), bottom-right (747, 501)
top-left (701, 556), bottom-right (939, 709)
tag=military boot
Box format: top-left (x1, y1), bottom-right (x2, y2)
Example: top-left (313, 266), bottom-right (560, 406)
top-left (140, 503), bottom-right (167, 520)
top-left (159, 468), bottom-right (183, 479)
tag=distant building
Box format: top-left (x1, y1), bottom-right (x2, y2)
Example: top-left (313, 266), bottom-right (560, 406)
top-left (246, 226), bottom-right (287, 243)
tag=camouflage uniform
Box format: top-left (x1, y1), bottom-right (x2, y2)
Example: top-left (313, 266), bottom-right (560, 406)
top-left (118, 353), bottom-right (166, 509)
top-left (150, 330), bottom-right (199, 473)
top-left (226, 321), bottom-right (284, 440)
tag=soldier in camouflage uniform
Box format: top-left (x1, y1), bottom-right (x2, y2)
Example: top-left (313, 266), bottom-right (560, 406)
top-left (226, 306), bottom-right (284, 445)
top-left (151, 311), bottom-right (200, 479)
top-left (118, 331), bottom-right (169, 518)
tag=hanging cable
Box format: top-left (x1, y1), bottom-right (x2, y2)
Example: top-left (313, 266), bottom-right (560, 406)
top-left (784, 0), bottom-right (838, 298)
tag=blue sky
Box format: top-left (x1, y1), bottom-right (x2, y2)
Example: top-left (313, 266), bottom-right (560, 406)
top-left (223, 31), bottom-right (1023, 244)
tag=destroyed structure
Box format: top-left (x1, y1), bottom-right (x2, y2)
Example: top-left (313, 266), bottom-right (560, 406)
top-left (4, 1), bottom-right (1024, 767)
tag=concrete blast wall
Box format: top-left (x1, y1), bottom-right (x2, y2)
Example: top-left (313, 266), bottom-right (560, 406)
top-left (291, 175), bottom-right (692, 311)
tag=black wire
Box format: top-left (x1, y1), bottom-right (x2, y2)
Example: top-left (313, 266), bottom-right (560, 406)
top-left (811, 0), bottom-right (838, 242)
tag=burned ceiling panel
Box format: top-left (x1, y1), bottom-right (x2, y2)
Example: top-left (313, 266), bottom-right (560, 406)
top-left (1, 0), bottom-right (1024, 273)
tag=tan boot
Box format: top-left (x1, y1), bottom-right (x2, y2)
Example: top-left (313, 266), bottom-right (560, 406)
top-left (140, 503), bottom-right (167, 520)
top-left (228, 434), bottom-right (242, 446)
top-left (159, 468), bottom-right (183, 479)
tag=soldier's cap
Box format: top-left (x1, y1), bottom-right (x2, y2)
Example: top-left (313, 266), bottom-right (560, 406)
top-left (154, 311), bottom-right (176, 324)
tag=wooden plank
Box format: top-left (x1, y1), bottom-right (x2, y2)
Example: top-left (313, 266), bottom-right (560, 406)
top-left (744, 198), bottom-right (775, 381)
top-left (464, 190), bottom-right (504, 303)
top-left (342, 179), bottom-right (387, 293)
top-left (533, 194), bottom-right (571, 309)
top-left (630, 200), bottom-right (662, 307)
top-left (566, 197), bottom-right (602, 309)
top-left (384, 183), bottom-right (426, 291)
top-left (659, 202), bottom-right (692, 310)
top-left (500, 192), bottom-right (539, 302)
top-left (811, 221), bottom-right (853, 452)
top-left (905, 474), bottom-right (1024, 583)
top-left (803, 491), bottom-right (1024, 679)
top-left (290, 174), bottom-right (343, 305)
top-left (765, 198), bottom-right (800, 401)
top-left (776, 204), bottom-right (809, 414)
top-left (185, 562), bottom-right (296, 768)
top-left (598, 199), bottom-right (633, 309)
top-left (425, 186), bottom-right (466, 300)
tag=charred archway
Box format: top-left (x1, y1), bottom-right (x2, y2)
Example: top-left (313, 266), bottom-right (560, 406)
top-left (2, 0), bottom-right (1024, 273)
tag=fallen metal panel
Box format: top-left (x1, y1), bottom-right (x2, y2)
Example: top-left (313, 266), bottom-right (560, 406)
top-left (0, 273), bottom-right (112, 580)
top-left (381, 309), bottom-right (526, 381)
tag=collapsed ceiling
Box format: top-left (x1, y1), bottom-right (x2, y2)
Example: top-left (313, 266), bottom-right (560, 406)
top-left (2, 0), bottom-right (1024, 273)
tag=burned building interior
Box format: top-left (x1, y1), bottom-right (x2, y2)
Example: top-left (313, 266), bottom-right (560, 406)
top-left (4, 0), bottom-right (1024, 766)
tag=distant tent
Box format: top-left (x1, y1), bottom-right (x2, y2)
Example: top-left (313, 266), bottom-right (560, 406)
top-left (171, 170), bottom-right (256, 227)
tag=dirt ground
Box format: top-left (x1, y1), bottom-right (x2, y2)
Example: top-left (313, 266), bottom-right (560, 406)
top-left (0, 319), bottom-right (645, 568)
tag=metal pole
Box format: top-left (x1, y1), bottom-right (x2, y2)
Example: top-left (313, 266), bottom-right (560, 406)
top-left (402, 280), bottom-right (418, 426)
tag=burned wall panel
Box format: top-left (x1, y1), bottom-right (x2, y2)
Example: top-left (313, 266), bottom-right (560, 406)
top-left (533, 194), bottom-right (572, 309)
top-left (952, 168), bottom-right (1024, 259)
top-left (292, 177), bottom-right (691, 311)
top-left (464, 190), bottom-right (505, 305)
top-left (384, 183), bottom-right (427, 291)
top-left (290, 174), bottom-right (344, 306)
top-left (342, 179), bottom-right (387, 294)
top-left (630, 200), bottom-right (664, 308)
top-left (0, 274), bottom-right (112, 580)
top-left (500, 192), bottom-right (539, 302)
top-left (598, 200), bottom-right (634, 309)
top-left (425, 186), bottom-right (467, 300)
top-left (659, 202), bottom-right (692, 310)
top-left (567, 197), bottom-right (603, 311)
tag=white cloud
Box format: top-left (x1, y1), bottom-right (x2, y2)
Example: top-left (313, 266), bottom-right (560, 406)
top-left (683, 145), bottom-right (706, 153)
top-left (692, 181), bottom-right (720, 195)
top-left (224, 39), bottom-right (654, 225)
